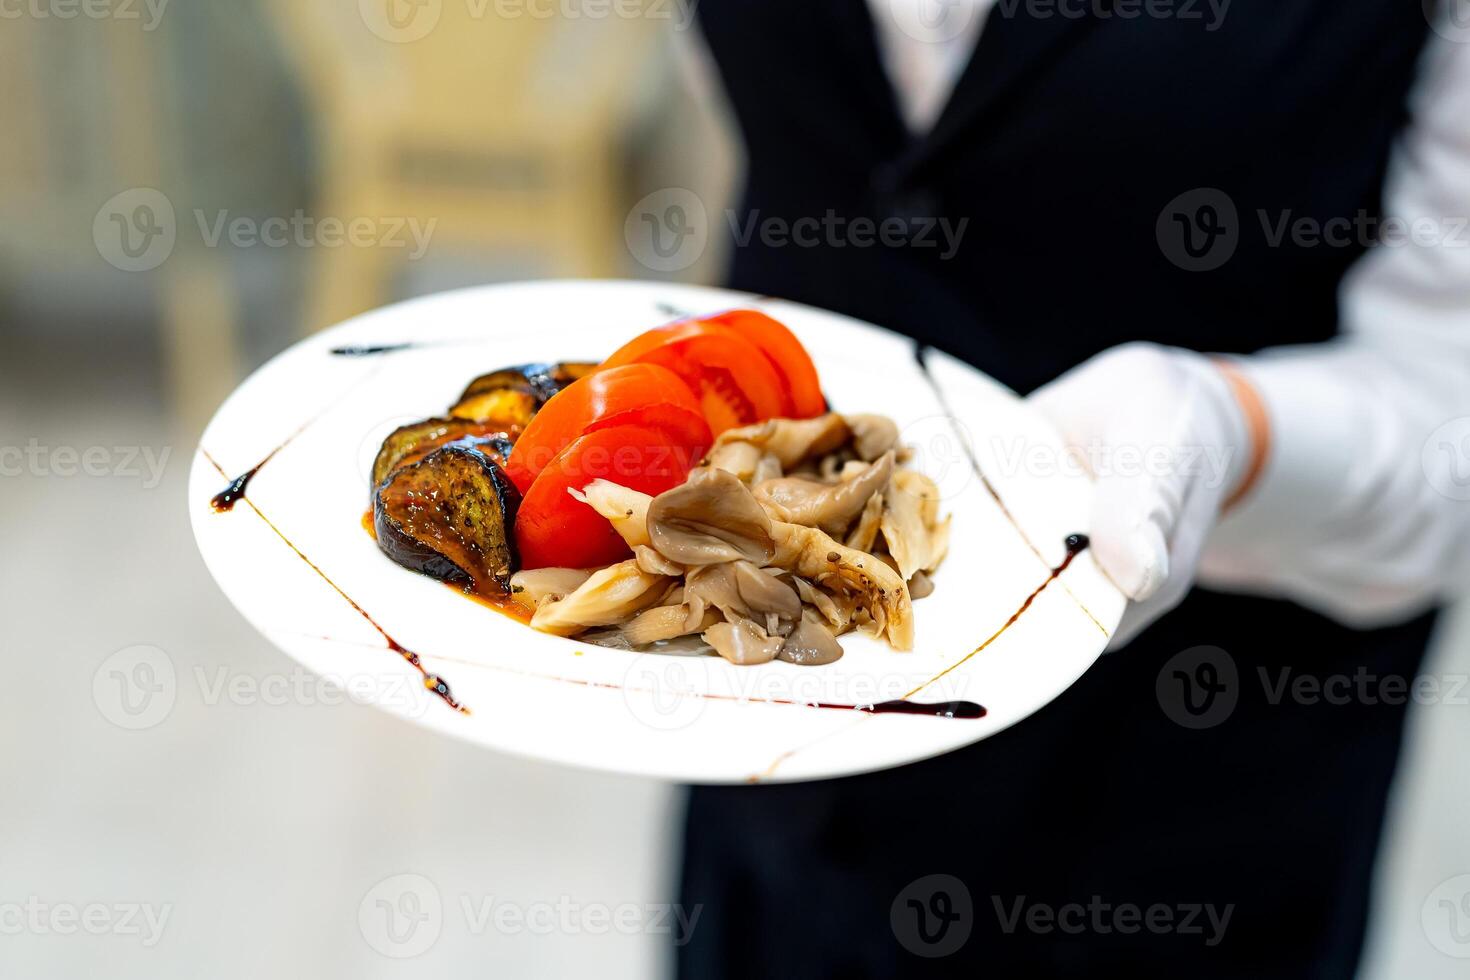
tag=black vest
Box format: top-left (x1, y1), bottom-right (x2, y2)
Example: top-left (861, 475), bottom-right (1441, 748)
top-left (699, 0), bottom-right (1429, 391)
top-left (680, 4), bottom-right (1441, 978)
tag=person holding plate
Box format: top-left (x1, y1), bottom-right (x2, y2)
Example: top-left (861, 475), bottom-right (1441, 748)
top-left (677, 1), bottom-right (1470, 975)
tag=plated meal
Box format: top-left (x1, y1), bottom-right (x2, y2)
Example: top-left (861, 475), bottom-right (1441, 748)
top-left (191, 280), bottom-right (1124, 781)
top-left (367, 310), bottom-right (951, 666)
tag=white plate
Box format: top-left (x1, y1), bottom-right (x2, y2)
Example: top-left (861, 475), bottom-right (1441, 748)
top-left (190, 280), bottom-right (1125, 783)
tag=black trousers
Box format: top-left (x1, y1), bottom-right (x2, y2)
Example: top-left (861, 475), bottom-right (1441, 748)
top-left (677, 588), bottom-right (1436, 979)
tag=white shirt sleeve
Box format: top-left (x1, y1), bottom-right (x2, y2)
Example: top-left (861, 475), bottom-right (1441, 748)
top-left (1199, 34), bottom-right (1470, 626)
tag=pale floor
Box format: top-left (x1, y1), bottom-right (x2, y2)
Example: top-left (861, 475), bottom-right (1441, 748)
top-left (1, 334), bottom-right (1467, 978)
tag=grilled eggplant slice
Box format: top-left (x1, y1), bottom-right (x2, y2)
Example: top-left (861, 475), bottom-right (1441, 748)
top-left (371, 417), bottom-right (516, 490)
top-left (449, 362), bottom-right (596, 425)
top-left (374, 445), bottom-right (522, 593)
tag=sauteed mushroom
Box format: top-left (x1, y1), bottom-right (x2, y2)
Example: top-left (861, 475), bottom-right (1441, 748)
top-left (753, 451), bottom-right (895, 536)
top-left (646, 467), bottom-right (775, 566)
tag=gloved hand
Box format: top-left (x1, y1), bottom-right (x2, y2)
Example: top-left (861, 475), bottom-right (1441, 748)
top-left (1028, 343), bottom-right (1266, 648)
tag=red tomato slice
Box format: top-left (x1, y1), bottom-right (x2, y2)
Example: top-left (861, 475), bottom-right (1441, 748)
top-left (600, 322), bottom-right (789, 435)
top-left (515, 423), bottom-right (701, 569)
top-left (504, 363), bottom-right (707, 493)
top-left (698, 310), bottom-right (826, 418)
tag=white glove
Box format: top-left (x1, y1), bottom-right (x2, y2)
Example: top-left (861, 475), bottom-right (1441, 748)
top-left (1029, 343), bottom-right (1262, 648)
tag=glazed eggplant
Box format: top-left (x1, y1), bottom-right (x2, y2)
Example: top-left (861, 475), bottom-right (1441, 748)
top-left (371, 417), bottom-right (516, 490)
top-left (374, 445), bottom-right (522, 593)
top-left (449, 362), bottom-right (596, 425)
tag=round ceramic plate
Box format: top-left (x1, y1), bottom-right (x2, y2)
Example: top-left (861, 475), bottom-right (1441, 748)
top-left (190, 280), bottom-right (1125, 783)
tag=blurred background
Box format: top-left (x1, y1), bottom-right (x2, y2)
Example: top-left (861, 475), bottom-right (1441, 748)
top-left (1, 2), bottom-right (1467, 977)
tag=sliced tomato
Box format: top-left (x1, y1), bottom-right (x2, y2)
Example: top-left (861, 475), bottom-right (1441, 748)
top-left (515, 423), bottom-right (700, 569)
top-left (599, 322), bottom-right (789, 434)
top-left (504, 363), bottom-right (707, 494)
top-left (698, 310), bottom-right (826, 418)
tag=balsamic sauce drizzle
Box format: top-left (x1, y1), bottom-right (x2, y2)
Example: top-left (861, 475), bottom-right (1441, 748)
top-left (913, 345), bottom-right (1108, 636)
top-left (210, 464), bottom-right (264, 513)
top-left (901, 533), bottom-right (1090, 702)
top-left (201, 449), bottom-right (468, 713)
top-left (329, 342), bottom-right (422, 357)
top-left (209, 444), bottom-right (286, 513)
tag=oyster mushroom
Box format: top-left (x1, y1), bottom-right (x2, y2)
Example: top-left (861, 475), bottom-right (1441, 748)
top-left (646, 467), bottom-right (775, 566)
top-left (633, 545), bottom-right (684, 578)
top-left (845, 414), bottom-right (900, 461)
top-left (584, 604), bottom-right (721, 648)
top-left (779, 610), bottom-right (845, 666)
top-left (792, 576), bottom-right (852, 632)
top-left (530, 560), bottom-right (671, 636)
top-left (509, 567), bottom-right (593, 610)
top-left (753, 451), bottom-right (895, 536)
top-left (880, 469), bottom-right (946, 580)
top-left (709, 414), bottom-right (851, 470)
top-left (768, 521), bottom-right (913, 649)
top-left (685, 560), bottom-right (803, 635)
top-left (568, 480), bottom-right (653, 548)
top-left (845, 490), bottom-right (885, 552)
top-left (703, 618), bottom-right (784, 666)
top-left (704, 440), bottom-right (763, 482)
